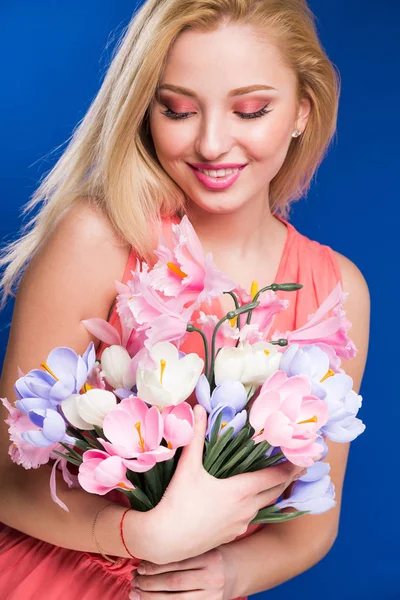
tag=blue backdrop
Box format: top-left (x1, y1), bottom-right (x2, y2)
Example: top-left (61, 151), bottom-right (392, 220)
top-left (0, 2), bottom-right (398, 599)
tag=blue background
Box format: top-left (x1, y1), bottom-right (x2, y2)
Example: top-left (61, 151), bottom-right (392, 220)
top-left (0, 2), bottom-right (397, 598)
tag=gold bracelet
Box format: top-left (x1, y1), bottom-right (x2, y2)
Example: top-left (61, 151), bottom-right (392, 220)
top-left (92, 504), bottom-right (123, 564)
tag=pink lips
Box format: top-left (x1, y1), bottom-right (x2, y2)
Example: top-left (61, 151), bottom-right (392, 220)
top-left (188, 163), bottom-right (247, 190)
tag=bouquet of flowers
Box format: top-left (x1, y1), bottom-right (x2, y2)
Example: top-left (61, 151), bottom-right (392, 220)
top-left (1, 216), bottom-right (365, 524)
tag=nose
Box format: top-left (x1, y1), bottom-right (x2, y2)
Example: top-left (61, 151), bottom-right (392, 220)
top-left (194, 111), bottom-right (234, 160)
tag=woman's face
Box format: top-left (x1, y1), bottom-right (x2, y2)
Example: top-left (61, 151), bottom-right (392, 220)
top-left (148, 22), bottom-right (310, 215)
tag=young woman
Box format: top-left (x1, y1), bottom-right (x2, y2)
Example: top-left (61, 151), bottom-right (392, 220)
top-left (0, 1), bottom-right (370, 599)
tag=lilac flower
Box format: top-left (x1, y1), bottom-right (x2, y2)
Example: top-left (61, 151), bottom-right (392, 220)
top-left (276, 461), bottom-right (336, 514)
top-left (196, 375), bottom-right (247, 413)
top-left (195, 376), bottom-right (248, 441)
top-left (22, 408), bottom-right (76, 448)
top-left (15, 343), bottom-right (96, 415)
top-left (280, 343), bottom-right (330, 399)
top-left (207, 406), bottom-right (247, 441)
top-left (321, 373), bottom-right (366, 442)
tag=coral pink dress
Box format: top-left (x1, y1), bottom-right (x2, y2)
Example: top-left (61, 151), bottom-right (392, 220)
top-left (0, 214), bottom-right (342, 600)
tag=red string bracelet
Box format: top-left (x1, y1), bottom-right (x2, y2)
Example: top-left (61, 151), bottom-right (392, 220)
top-left (120, 508), bottom-right (137, 560)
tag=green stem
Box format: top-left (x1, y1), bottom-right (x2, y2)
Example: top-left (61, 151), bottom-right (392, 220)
top-left (246, 282), bottom-right (303, 325)
top-left (223, 291), bottom-right (241, 330)
top-left (209, 301), bottom-right (259, 381)
top-left (186, 324), bottom-right (209, 379)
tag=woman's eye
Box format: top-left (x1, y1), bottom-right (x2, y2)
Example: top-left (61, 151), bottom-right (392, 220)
top-left (161, 102), bottom-right (273, 121)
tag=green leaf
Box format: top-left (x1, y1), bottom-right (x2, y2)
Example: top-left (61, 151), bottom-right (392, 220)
top-left (93, 425), bottom-right (105, 438)
top-left (208, 427), bottom-right (253, 477)
top-left (120, 487), bottom-right (154, 511)
top-left (73, 439), bottom-right (92, 452)
top-left (59, 442), bottom-right (83, 463)
top-left (203, 425), bottom-right (235, 472)
top-left (229, 441), bottom-right (271, 476)
top-left (208, 412), bottom-right (223, 448)
top-left (250, 509), bottom-right (310, 524)
top-left (241, 451), bottom-right (285, 473)
top-left (211, 442), bottom-right (254, 479)
top-left (52, 451), bottom-right (81, 467)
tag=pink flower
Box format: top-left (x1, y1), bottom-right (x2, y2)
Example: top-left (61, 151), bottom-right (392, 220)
top-left (234, 283), bottom-right (289, 340)
top-left (196, 311), bottom-right (239, 354)
top-left (273, 283), bottom-right (357, 361)
top-left (249, 371), bottom-right (328, 467)
top-left (161, 402), bottom-right (195, 449)
top-left (78, 449), bottom-right (135, 495)
top-left (1, 397), bottom-right (59, 469)
top-left (118, 261), bottom-right (193, 351)
top-left (149, 215), bottom-right (236, 307)
top-left (99, 397), bottom-right (175, 467)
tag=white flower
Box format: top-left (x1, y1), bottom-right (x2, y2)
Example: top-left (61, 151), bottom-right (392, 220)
top-left (214, 341), bottom-right (281, 388)
top-left (61, 389), bottom-right (118, 429)
top-left (136, 342), bottom-right (204, 409)
top-left (100, 345), bottom-right (135, 390)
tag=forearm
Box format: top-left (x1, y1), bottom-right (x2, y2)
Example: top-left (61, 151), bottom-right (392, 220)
top-left (219, 521), bottom-right (337, 598)
top-left (0, 462), bottom-right (147, 560)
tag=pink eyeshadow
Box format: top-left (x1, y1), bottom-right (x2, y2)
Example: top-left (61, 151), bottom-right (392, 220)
top-left (235, 101), bottom-right (268, 112)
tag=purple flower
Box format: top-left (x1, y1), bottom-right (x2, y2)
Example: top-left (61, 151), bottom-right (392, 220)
top-left (321, 373), bottom-right (366, 442)
top-left (21, 408), bottom-right (76, 448)
top-left (195, 376), bottom-right (248, 441)
top-left (15, 343), bottom-right (96, 414)
top-left (280, 344), bottom-right (329, 399)
top-left (207, 406), bottom-right (247, 441)
top-left (196, 376), bottom-right (247, 413)
top-left (276, 461), bottom-right (336, 514)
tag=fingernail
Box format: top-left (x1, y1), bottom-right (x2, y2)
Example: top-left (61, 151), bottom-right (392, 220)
top-left (137, 564), bottom-right (146, 574)
top-left (293, 469), bottom-right (307, 481)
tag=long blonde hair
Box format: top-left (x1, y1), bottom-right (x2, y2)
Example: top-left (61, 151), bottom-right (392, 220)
top-left (0, 0), bottom-right (340, 309)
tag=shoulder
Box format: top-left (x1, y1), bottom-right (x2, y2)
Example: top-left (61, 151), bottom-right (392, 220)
top-left (17, 198), bottom-right (131, 345)
top-left (331, 250), bottom-right (371, 393)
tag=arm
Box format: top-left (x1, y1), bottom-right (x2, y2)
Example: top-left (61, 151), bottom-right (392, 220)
top-left (218, 252), bottom-right (371, 598)
top-left (0, 200), bottom-right (150, 559)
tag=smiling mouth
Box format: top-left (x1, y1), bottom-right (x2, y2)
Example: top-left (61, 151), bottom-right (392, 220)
top-left (188, 165), bottom-right (247, 177)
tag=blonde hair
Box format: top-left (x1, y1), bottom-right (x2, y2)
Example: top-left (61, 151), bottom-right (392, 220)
top-left (0, 0), bottom-right (340, 309)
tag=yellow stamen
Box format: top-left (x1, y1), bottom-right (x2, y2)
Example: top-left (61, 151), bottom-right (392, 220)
top-left (167, 441), bottom-right (173, 450)
top-left (264, 349), bottom-right (270, 356)
top-left (250, 280), bottom-right (259, 300)
top-left (160, 359), bottom-right (167, 384)
top-left (221, 422), bottom-right (227, 429)
top-left (135, 422), bottom-right (146, 452)
top-left (40, 362), bottom-right (59, 381)
top-left (118, 482), bottom-right (132, 490)
top-left (228, 316), bottom-right (238, 328)
top-left (320, 369), bottom-right (335, 383)
top-left (80, 382), bottom-right (93, 394)
top-left (298, 415), bottom-right (318, 425)
top-left (167, 262), bottom-right (187, 279)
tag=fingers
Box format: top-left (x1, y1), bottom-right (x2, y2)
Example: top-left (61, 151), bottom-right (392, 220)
top-left (176, 404), bottom-right (207, 470)
top-left (238, 460), bottom-right (305, 496)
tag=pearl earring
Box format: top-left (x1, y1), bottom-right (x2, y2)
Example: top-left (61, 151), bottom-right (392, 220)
top-left (292, 129), bottom-right (302, 138)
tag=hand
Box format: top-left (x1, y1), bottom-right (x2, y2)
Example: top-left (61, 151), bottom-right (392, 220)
top-left (129, 548), bottom-right (236, 600)
top-left (133, 405), bottom-right (305, 565)
top-left (134, 405), bottom-right (305, 564)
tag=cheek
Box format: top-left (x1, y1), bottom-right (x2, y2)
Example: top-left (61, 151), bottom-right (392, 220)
top-left (150, 115), bottom-right (192, 161)
top-left (244, 117), bottom-right (293, 162)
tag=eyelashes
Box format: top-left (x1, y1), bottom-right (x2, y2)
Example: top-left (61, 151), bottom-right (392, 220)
top-left (160, 102), bottom-right (273, 121)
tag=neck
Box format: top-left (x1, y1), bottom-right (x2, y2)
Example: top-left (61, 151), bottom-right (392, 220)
top-left (185, 193), bottom-right (278, 260)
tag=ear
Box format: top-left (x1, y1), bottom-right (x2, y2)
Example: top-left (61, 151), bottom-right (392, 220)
top-left (296, 96), bottom-right (311, 134)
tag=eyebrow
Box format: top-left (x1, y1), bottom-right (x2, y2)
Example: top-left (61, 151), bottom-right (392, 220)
top-left (157, 84), bottom-right (277, 97)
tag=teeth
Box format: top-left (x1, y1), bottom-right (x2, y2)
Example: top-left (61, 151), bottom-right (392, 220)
top-left (197, 167), bottom-right (240, 177)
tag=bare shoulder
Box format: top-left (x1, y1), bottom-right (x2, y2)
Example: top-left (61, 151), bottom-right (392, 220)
top-left (1, 198), bottom-right (131, 390)
top-left (332, 250), bottom-right (371, 392)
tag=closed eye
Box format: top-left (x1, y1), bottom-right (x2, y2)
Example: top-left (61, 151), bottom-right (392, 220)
top-left (161, 102), bottom-right (273, 120)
